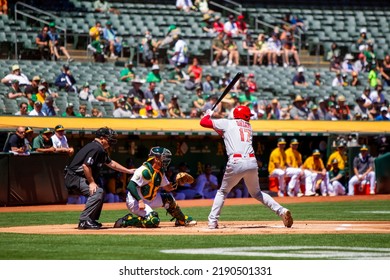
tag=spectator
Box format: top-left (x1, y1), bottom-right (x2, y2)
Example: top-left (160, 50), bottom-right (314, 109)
top-left (40, 79), bottom-right (58, 98)
top-left (350, 71), bottom-right (361, 86)
top-left (250, 102), bottom-right (265, 120)
top-left (238, 87), bottom-right (257, 109)
top-left (367, 62), bottom-right (379, 88)
top-left (29, 101), bottom-right (46, 116)
top-left (313, 72), bottom-right (324, 86)
top-left (143, 82), bottom-right (158, 102)
top-left (78, 104), bottom-right (91, 117)
top-left (292, 66), bottom-right (308, 86)
top-left (202, 74), bottom-right (215, 94)
top-left (51, 125), bottom-right (74, 156)
top-left (167, 63), bottom-right (188, 84)
top-left (267, 32), bottom-right (283, 67)
top-left (6, 80), bottom-right (25, 99)
top-left (328, 159), bottom-right (346, 196)
top-left (246, 73), bottom-right (258, 93)
top-left (363, 41), bottom-right (376, 65)
top-left (41, 95), bottom-right (56, 116)
top-left (94, 80), bottom-right (121, 104)
top-left (253, 33), bottom-right (268, 66)
top-left (103, 21), bottom-right (122, 59)
top-left (375, 106), bottom-right (390, 121)
top-left (211, 32), bottom-right (226, 67)
top-left (356, 28), bottom-right (368, 52)
top-left (24, 75), bottom-right (40, 108)
top-left (32, 128), bottom-right (55, 153)
top-left (336, 95), bottom-right (352, 119)
top-left (158, 105), bottom-right (169, 118)
top-left (184, 73), bottom-right (198, 91)
top-left (89, 21), bottom-right (103, 40)
top-left (194, 163), bottom-right (219, 198)
top-left (48, 22), bottom-right (72, 62)
top-left (0, 0), bottom-right (7, 15)
top-left (355, 53), bottom-right (368, 73)
top-left (94, 0), bottom-right (120, 14)
top-left (224, 34), bottom-right (239, 66)
top-left (307, 105), bottom-right (321, 120)
top-left (242, 32), bottom-right (256, 61)
top-left (224, 14), bottom-right (238, 36)
top-left (192, 86), bottom-right (206, 110)
top-left (139, 100), bottom-right (159, 118)
top-left (302, 149), bottom-right (328, 196)
top-left (341, 53), bottom-right (356, 73)
top-left (1, 64), bottom-right (30, 86)
top-left (151, 91), bottom-right (166, 112)
top-left (236, 14), bottom-right (248, 35)
top-left (168, 94), bottom-right (186, 118)
top-left (326, 42), bottom-right (341, 62)
top-left (156, 24), bottom-right (181, 49)
top-left (24, 127), bottom-right (34, 152)
top-left (271, 98), bottom-right (283, 120)
top-left (88, 33), bottom-right (105, 63)
top-left (380, 55), bottom-right (390, 87)
top-left (35, 25), bottom-right (51, 60)
top-left (128, 77), bottom-right (145, 106)
top-left (212, 15), bottom-right (224, 34)
top-left (195, 0), bottom-right (213, 14)
top-left (176, 0), bottom-right (193, 12)
top-left (146, 64), bottom-right (162, 83)
top-left (62, 103), bottom-right (80, 117)
top-left (119, 61), bottom-right (135, 82)
top-left (91, 107), bottom-right (103, 117)
top-left (370, 84), bottom-right (386, 104)
top-left (200, 13), bottom-right (216, 36)
top-left (317, 99), bottom-right (330, 120)
top-left (354, 97), bottom-right (373, 120)
top-left (3, 126), bottom-right (28, 155)
top-left (142, 31), bottom-right (158, 67)
top-left (113, 98), bottom-right (133, 118)
top-left (347, 145), bottom-right (376, 195)
top-left (79, 82), bottom-right (97, 102)
top-left (290, 95), bottom-right (309, 120)
top-left (332, 71), bottom-right (343, 87)
top-left (169, 34), bottom-right (189, 66)
top-left (187, 57), bottom-right (203, 83)
top-left (341, 73), bottom-right (349, 87)
top-left (32, 85), bottom-right (48, 104)
top-left (14, 102), bottom-right (28, 116)
top-left (281, 30), bottom-right (300, 67)
top-left (55, 64), bottom-right (77, 93)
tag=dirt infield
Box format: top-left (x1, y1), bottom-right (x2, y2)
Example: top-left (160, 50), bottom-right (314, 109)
top-left (0, 195), bottom-right (389, 235)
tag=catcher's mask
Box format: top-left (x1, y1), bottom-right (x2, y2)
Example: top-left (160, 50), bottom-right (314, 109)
top-left (148, 146), bottom-right (172, 170)
top-left (95, 127), bottom-right (118, 145)
top-left (233, 105), bottom-right (253, 121)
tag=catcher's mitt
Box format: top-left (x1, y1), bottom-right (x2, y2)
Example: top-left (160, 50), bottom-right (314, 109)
top-left (175, 172), bottom-right (194, 187)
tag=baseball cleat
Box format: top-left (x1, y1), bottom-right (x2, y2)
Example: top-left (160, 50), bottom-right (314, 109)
top-left (282, 209), bottom-right (293, 228)
top-left (78, 220), bottom-right (101, 230)
top-left (207, 223), bottom-right (219, 229)
top-left (305, 191), bottom-right (316, 196)
top-left (175, 215), bottom-right (197, 227)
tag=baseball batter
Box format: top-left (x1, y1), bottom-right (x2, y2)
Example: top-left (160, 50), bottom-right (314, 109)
top-left (200, 106), bottom-right (293, 229)
top-left (114, 146), bottom-right (197, 228)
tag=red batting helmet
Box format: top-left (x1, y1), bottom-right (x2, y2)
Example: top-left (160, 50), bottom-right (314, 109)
top-left (233, 106), bottom-right (253, 121)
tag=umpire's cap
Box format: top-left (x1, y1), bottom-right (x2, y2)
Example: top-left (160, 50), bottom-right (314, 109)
top-left (96, 127), bottom-right (117, 145)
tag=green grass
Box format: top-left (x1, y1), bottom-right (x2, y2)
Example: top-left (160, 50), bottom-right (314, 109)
top-left (0, 200), bottom-right (389, 260)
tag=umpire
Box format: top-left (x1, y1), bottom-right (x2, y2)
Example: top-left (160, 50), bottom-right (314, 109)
top-left (65, 127), bottom-right (135, 229)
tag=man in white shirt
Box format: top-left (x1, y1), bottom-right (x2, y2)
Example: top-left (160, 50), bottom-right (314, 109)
top-left (176, 0), bottom-right (193, 12)
top-left (1, 64), bottom-right (31, 86)
top-left (51, 125), bottom-right (74, 156)
top-left (29, 101), bottom-right (46, 116)
top-left (169, 34), bottom-right (189, 66)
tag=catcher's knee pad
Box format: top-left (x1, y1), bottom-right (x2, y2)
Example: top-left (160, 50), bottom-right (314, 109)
top-left (142, 211), bottom-right (160, 228)
top-left (161, 193), bottom-right (185, 222)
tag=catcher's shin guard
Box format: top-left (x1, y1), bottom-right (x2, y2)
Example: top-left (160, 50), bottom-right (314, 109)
top-left (141, 211), bottom-right (160, 228)
top-left (161, 193), bottom-right (197, 227)
top-left (113, 213), bottom-right (143, 228)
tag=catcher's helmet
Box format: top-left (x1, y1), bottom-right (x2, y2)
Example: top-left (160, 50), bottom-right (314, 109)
top-left (148, 146), bottom-right (172, 169)
top-left (95, 127), bottom-right (117, 145)
top-left (233, 106), bottom-right (253, 121)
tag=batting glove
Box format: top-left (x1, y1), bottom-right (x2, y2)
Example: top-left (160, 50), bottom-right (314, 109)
top-left (205, 109), bottom-right (214, 116)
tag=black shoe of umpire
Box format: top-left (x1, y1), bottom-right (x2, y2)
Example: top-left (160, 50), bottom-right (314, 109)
top-left (78, 220), bottom-right (101, 230)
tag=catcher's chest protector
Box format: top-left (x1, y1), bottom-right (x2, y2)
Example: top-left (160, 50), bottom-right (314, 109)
top-left (140, 162), bottom-right (163, 200)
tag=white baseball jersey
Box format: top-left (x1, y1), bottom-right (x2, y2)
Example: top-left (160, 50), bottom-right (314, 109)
top-left (51, 134), bottom-right (69, 149)
top-left (212, 118), bottom-right (255, 156)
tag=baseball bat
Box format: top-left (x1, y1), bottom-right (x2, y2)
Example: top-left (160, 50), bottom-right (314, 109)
top-left (212, 72), bottom-right (242, 110)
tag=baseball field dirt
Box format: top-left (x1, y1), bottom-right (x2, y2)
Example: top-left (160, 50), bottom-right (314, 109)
top-left (0, 195), bottom-right (389, 235)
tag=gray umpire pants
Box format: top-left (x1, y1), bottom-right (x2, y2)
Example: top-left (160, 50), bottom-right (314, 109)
top-left (64, 172), bottom-right (104, 222)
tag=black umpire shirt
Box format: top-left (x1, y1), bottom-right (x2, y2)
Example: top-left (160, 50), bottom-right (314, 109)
top-left (67, 140), bottom-right (112, 182)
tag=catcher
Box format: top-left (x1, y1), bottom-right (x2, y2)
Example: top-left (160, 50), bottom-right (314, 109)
top-left (114, 146), bottom-right (197, 228)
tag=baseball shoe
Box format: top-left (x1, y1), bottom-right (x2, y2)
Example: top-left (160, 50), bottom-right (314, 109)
top-left (78, 220), bottom-right (101, 230)
top-left (281, 209), bottom-right (293, 228)
top-left (278, 191), bottom-right (285, 197)
top-left (287, 189), bottom-right (294, 197)
top-left (305, 191), bottom-right (316, 196)
top-left (370, 190), bottom-right (375, 195)
top-left (297, 192), bottom-right (304, 197)
top-left (175, 215), bottom-right (197, 227)
top-left (208, 223), bottom-right (219, 229)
